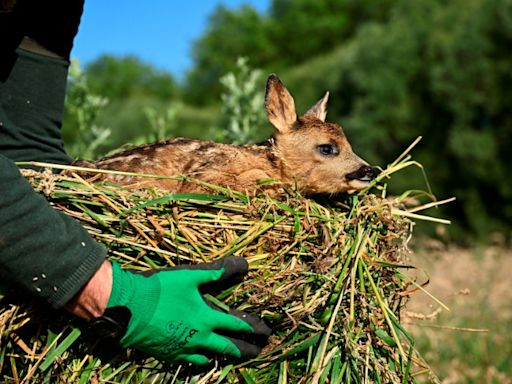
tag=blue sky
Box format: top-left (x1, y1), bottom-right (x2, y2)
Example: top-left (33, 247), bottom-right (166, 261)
top-left (73, 0), bottom-right (270, 79)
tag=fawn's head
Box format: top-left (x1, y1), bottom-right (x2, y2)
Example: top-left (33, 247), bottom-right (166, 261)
top-left (266, 75), bottom-right (376, 194)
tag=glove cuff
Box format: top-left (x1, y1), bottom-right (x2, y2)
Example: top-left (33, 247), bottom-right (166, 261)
top-left (107, 261), bottom-right (161, 348)
top-left (107, 261), bottom-right (132, 308)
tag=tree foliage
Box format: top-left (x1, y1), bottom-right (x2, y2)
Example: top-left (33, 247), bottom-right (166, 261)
top-left (269, 0), bottom-right (397, 65)
top-left (184, 0), bottom-right (398, 104)
top-left (64, 55), bottom-right (184, 157)
top-left (185, 5), bottom-right (271, 105)
top-left (86, 54), bottom-right (178, 101)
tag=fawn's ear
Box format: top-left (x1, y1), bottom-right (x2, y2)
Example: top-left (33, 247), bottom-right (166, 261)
top-left (304, 92), bottom-right (329, 122)
top-left (265, 74), bottom-right (297, 134)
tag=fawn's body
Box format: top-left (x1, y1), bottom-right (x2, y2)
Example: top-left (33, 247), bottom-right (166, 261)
top-left (90, 139), bottom-right (284, 193)
top-left (79, 75), bottom-right (376, 195)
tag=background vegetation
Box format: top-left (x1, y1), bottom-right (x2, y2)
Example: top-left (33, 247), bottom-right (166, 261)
top-left (63, 0), bottom-right (512, 242)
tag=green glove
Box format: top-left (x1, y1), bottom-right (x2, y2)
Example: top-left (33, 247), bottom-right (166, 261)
top-left (106, 256), bottom-right (271, 365)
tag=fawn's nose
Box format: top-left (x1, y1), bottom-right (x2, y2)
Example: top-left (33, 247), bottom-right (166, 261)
top-left (346, 165), bottom-right (378, 182)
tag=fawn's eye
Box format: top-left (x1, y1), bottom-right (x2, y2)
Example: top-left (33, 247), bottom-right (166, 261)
top-left (317, 143), bottom-right (339, 156)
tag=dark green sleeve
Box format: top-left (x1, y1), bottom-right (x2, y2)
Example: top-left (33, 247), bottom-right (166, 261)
top-left (0, 154), bottom-right (106, 308)
top-left (0, 48), bottom-right (72, 165)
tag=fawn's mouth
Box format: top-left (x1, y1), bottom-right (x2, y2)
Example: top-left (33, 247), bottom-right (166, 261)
top-left (345, 166), bottom-right (378, 183)
top-left (357, 175), bottom-right (373, 182)
top-left (347, 179), bottom-right (371, 191)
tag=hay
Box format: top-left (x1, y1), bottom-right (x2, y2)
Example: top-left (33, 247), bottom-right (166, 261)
top-left (0, 139), bottom-right (449, 383)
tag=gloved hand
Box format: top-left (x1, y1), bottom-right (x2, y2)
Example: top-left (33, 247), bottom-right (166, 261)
top-left (105, 256), bottom-right (271, 365)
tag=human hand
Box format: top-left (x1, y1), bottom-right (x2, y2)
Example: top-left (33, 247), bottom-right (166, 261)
top-left (104, 257), bottom-right (271, 365)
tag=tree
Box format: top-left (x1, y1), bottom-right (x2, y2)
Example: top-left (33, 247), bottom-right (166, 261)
top-left (184, 5), bottom-right (272, 105)
top-left (184, 0), bottom-right (399, 105)
top-left (85, 55), bottom-right (178, 101)
top-left (269, 0), bottom-right (396, 65)
top-left (64, 55), bottom-right (181, 158)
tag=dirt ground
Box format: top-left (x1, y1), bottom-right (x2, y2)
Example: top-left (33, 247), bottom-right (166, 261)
top-left (403, 244), bottom-right (512, 383)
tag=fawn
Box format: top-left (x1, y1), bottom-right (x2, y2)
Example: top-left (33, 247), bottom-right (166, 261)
top-left (78, 75), bottom-right (376, 195)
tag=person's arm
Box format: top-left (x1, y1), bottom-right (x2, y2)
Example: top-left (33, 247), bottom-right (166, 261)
top-left (65, 260), bottom-right (112, 319)
top-left (0, 48), bottom-right (72, 165)
top-left (0, 154), bottom-right (107, 308)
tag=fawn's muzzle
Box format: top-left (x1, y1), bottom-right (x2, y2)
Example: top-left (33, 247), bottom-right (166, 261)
top-left (346, 165), bottom-right (378, 182)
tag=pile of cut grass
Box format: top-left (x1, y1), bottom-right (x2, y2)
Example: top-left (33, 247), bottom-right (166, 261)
top-left (0, 139), bottom-right (451, 383)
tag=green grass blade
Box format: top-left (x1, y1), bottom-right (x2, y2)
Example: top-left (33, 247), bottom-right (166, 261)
top-left (39, 328), bottom-right (81, 372)
top-left (240, 368), bottom-right (258, 384)
top-left (279, 333), bottom-right (322, 361)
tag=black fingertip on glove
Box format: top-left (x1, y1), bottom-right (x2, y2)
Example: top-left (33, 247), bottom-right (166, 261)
top-left (220, 309), bottom-right (272, 361)
top-left (200, 256), bottom-right (249, 291)
top-left (140, 256), bottom-right (249, 291)
top-left (228, 309), bottom-right (272, 345)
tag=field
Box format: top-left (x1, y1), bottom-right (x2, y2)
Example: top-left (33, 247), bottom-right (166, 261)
top-left (405, 244), bottom-right (512, 383)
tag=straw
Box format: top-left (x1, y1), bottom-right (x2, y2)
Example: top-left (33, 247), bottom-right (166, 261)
top-left (0, 138), bottom-right (449, 383)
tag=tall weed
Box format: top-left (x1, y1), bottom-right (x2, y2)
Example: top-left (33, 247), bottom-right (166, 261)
top-left (64, 60), bottom-right (110, 160)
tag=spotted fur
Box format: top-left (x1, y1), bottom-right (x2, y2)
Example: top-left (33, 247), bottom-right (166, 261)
top-left (78, 75), bottom-right (376, 195)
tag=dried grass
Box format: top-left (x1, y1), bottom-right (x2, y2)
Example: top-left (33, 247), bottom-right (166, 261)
top-left (0, 138), bottom-right (450, 383)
